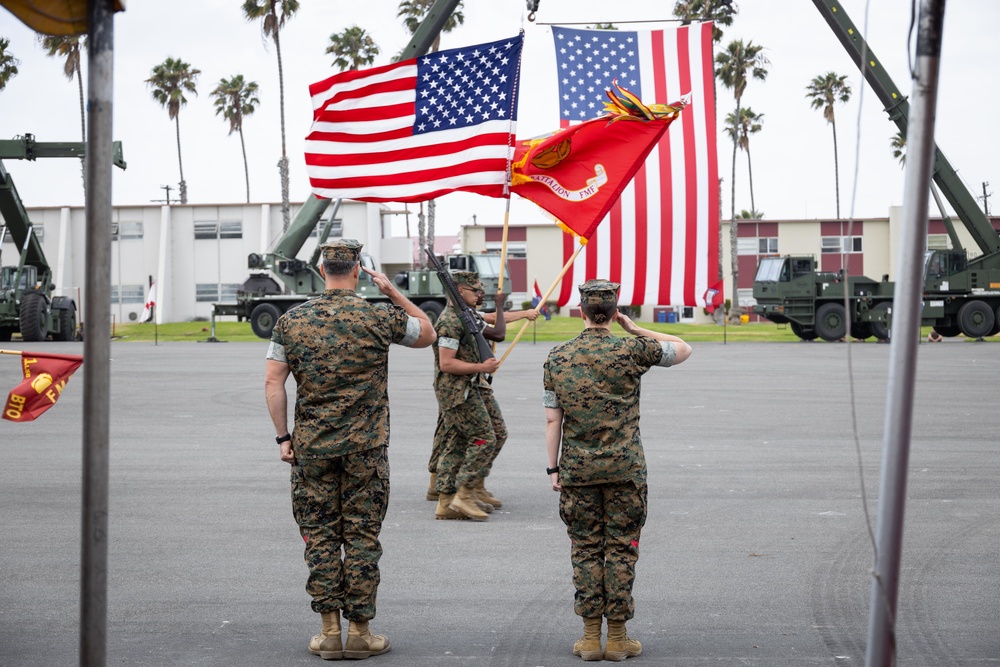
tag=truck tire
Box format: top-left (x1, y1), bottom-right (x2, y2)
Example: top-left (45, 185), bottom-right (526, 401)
top-left (814, 303), bottom-right (847, 342)
top-left (790, 322), bottom-right (818, 340)
top-left (958, 300), bottom-right (995, 338)
top-left (420, 301), bottom-right (444, 324)
top-left (870, 302), bottom-right (892, 341)
top-left (19, 292), bottom-right (49, 342)
top-left (250, 303), bottom-right (283, 340)
top-left (54, 304), bottom-right (77, 342)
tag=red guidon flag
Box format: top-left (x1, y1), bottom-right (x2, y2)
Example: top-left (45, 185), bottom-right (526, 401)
top-left (3, 351), bottom-right (83, 422)
top-left (510, 87), bottom-right (683, 242)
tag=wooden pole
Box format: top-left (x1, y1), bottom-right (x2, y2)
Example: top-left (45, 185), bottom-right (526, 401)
top-left (497, 241), bottom-right (585, 368)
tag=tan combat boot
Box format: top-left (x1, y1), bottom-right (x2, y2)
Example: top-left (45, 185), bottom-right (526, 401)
top-left (435, 493), bottom-right (467, 520)
top-left (344, 620), bottom-right (391, 659)
top-left (470, 485), bottom-right (494, 513)
top-left (426, 472), bottom-right (439, 501)
top-left (448, 485), bottom-right (488, 521)
top-left (475, 479), bottom-right (503, 509)
top-left (572, 616), bottom-right (603, 661)
top-left (308, 610), bottom-right (343, 660)
top-left (604, 620), bottom-right (642, 661)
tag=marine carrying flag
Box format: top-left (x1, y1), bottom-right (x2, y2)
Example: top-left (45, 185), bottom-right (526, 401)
top-left (3, 351), bottom-right (83, 422)
top-left (305, 35), bottom-right (523, 203)
top-left (551, 24), bottom-right (720, 308)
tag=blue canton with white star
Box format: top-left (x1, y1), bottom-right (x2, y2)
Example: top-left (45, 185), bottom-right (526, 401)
top-left (552, 27), bottom-right (641, 122)
top-left (413, 35), bottom-right (522, 135)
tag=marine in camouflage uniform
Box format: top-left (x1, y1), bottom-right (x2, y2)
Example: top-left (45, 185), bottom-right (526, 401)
top-left (543, 279), bottom-right (691, 661)
top-left (265, 239), bottom-right (435, 660)
top-left (431, 271), bottom-right (504, 520)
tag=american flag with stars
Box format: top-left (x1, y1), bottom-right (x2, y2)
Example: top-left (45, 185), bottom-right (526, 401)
top-left (551, 25), bottom-right (720, 309)
top-left (305, 35), bottom-right (522, 203)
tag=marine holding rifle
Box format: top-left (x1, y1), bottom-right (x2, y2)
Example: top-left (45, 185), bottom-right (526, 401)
top-left (431, 269), bottom-right (536, 520)
top-left (264, 239), bottom-right (436, 660)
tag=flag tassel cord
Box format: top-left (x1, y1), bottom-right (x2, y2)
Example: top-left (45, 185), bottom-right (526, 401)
top-left (497, 241), bottom-right (585, 369)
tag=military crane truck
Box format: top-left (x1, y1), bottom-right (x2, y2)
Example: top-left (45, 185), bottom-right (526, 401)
top-left (0, 135), bottom-right (126, 341)
top-left (212, 195), bottom-right (511, 339)
top-left (753, 0), bottom-right (1000, 342)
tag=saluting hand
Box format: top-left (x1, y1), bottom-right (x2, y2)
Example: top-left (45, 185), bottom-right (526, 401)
top-left (362, 265), bottom-right (396, 297)
top-left (615, 311), bottom-right (639, 335)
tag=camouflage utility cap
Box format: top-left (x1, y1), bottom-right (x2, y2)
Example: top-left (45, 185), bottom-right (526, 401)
top-left (452, 271), bottom-right (483, 290)
top-left (579, 279), bottom-right (620, 304)
top-left (321, 239), bottom-right (363, 262)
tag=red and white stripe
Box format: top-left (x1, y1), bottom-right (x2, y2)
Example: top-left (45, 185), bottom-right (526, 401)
top-left (557, 22), bottom-right (719, 308)
top-left (305, 59), bottom-right (515, 203)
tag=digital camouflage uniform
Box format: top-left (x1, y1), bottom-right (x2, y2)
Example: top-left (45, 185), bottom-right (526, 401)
top-left (432, 272), bottom-right (507, 494)
top-left (543, 280), bottom-right (679, 622)
top-left (267, 240), bottom-right (422, 622)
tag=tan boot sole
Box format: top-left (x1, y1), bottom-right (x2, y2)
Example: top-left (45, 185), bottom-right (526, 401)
top-left (309, 635), bottom-right (344, 660)
top-left (448, 500), bottom-right (488, 521)
top-left (343, 640), bottom-right (391, 659)
top-left (573, 648), bottom-right (603, 661)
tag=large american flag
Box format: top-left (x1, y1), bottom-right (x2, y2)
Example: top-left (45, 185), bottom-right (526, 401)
top-left (305, 35), bottom-right (522, 203)
top-left (552, 25), bottom-right (719, 308)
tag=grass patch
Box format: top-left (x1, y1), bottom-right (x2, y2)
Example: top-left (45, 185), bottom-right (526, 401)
top-left (110, 317), bottom-right (805, 343)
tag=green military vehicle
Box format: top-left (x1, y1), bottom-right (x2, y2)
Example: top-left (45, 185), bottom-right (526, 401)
top-left (753, 0), bottom-right (1000, 342)
top-left (0, 135), bottom-right (126, 341)
top-left (213, 191), bottom-right (512, 340)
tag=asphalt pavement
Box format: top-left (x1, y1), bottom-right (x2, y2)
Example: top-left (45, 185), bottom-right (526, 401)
top-left (0, 336), bottom-right (997, 666)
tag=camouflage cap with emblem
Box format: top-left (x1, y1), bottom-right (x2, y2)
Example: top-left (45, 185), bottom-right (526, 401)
top-left (578, 279), bottom-right (620, 304)
top-left (320, 239), bottom-right (363, 262)
top-left (451, 270), bottom-right (483, 290)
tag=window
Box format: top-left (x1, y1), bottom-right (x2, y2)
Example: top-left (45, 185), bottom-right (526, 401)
top-left (112, 221), bottom-right (143, 240)
top-left (219, 221), bottom-right (242, 239)
top-left (310, 218), bottom-right (343, 238)
top-left (1, 223), bottom-right (43, 243)
top-left (111, 284), bottom-right (144, 303)
top-left (927, 234), bottom-right (949, 250)
top-left (196, 221), bottom-right (243, 239)
top-left (738, 237), bottom-right (777, 256)
top-left (196, 283), bottom-right (219, 302)
top-left (194, 222), bottom-right (217, 240)
top-left (485, 241), bottom-right (527, 258)
top-left (220, 283), bottom-right (241, 301)
top-left (822, 236), bottom-right (863, 253)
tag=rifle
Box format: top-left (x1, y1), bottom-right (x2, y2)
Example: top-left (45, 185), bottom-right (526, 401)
top-left (424, 249), bottom-right (495, 362)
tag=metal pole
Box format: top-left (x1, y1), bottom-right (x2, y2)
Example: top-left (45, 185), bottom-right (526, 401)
top-left (865, 1), bottom-right (945, 665)
top-left (80, 1), bottom-right (115, 665)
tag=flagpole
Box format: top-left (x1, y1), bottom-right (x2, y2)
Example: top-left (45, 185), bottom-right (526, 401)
top-left (498, 241), bottom-right (585, 368)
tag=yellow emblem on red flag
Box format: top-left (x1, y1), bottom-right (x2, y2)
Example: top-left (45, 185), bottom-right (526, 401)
top-left (3, 351), bottom-right (83, 422)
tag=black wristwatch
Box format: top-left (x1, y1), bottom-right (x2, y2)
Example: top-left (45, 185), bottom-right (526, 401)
top-left (275, 433), bottom-right (292, 445)
top-left (546, 466), bottom-right (559, 475)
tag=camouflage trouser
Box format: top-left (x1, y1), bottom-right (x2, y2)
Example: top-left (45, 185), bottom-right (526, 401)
top-left (435, 387), bottom-right (507, 493)
top-left (428, 412), bottom-right (446, 473)
top-left (559, 482), bottom-right (648, 621)
top-left (291, 446), bottom-right (390, 621)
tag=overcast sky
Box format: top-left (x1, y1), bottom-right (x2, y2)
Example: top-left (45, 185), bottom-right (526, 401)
top-left (1, 0), bottom-right (998, 239)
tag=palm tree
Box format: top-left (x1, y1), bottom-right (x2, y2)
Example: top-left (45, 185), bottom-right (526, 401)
top-left (211, 75), bottom-right (260, 203)
top-left (890, 130), bottom-right (906, 165)
top-left (806, 71), bottom-right (851, 219)
top-left (146, 57), bottom-right (200, 205)
top-left (326, 26), bottom-right (380, 71)
top-left (716, 39), bottom-right (768, 320)
top-left (0, 38), bottom-right (21, 93)
top-left (38, 35), bottom-right (87, 189)
top-left (673, 0), bottom-right (737, 43)
top-left (590, 23), bottom-right (617, 30)
top-left (673, 0), bottom-right (737, 290)
top-left (242, 0), bottom-right (300, 231)
top-left (724, 107), bottom-right (764, 213)
top-left (735, 209), bottom-right (764, 219)
top-left (397, 0), bottom-right (465, 265)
